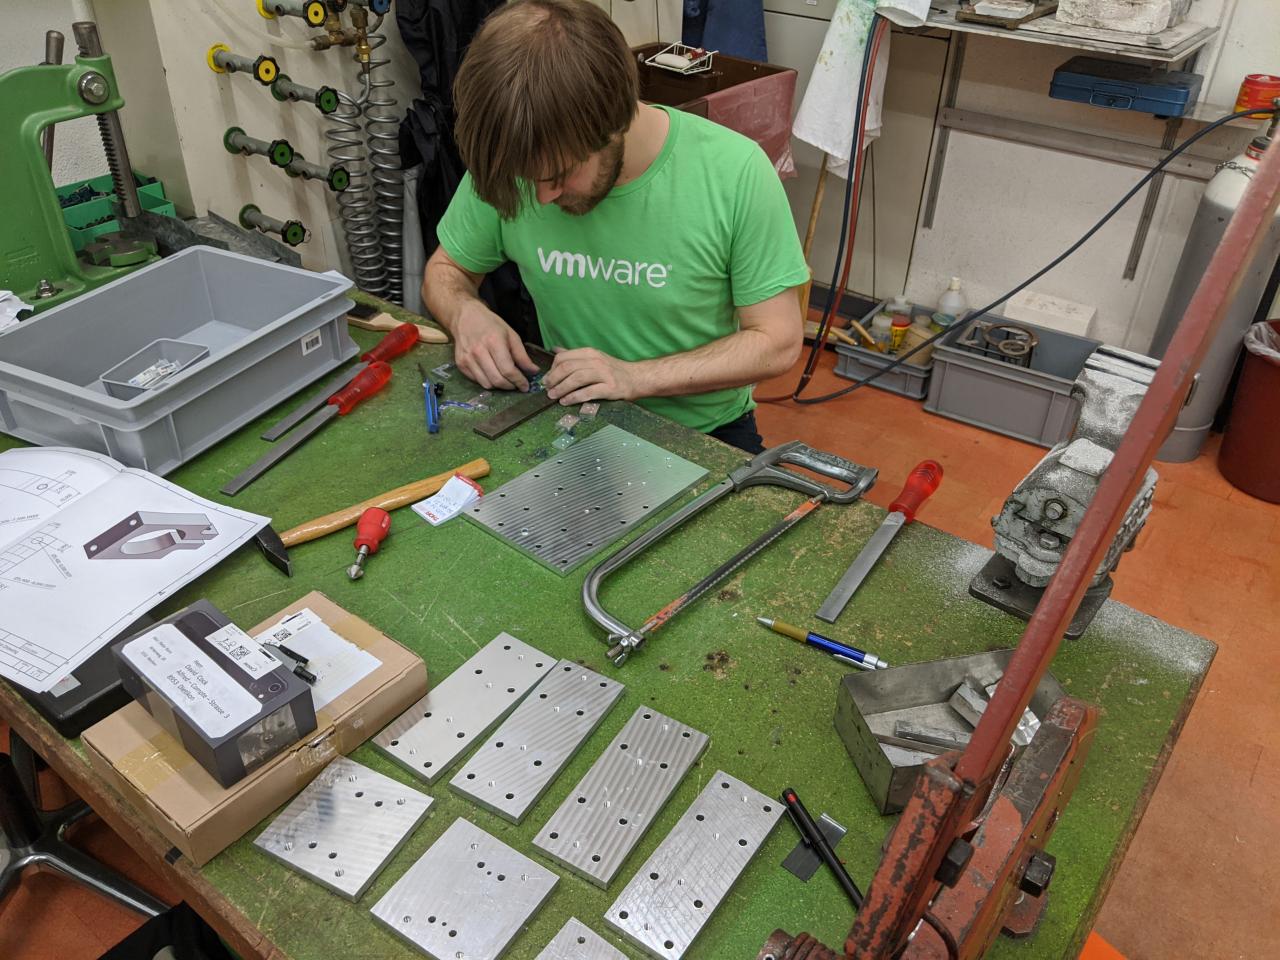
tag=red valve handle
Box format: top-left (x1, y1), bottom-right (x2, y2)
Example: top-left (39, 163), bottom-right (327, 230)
top-left (889, 459), bottom-right (943, 523)
top-left (329, 361), bottom-right (392, 415)
top-left (361, 323), bottom-right (419, 363)
top-left (353, 507), bottom-right (391, 553)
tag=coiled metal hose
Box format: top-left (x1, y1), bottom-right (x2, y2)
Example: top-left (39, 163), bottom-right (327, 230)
top-left (325, 82), bottom-right (387, 296)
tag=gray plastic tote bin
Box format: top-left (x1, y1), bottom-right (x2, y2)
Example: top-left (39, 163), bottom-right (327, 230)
top-left (0, 246), bottom-right (357, 475)
top-left (923, 317), bottom-right (1101, 447)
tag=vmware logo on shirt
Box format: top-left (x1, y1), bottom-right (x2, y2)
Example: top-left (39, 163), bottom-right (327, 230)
top-left (536, 247), bottom-right (669, 288)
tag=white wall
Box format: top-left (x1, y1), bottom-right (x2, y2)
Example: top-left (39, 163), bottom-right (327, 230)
top-left (92, 0), bottom-right (423, 275)
top-left (1, 0), bottom-right (116, 186)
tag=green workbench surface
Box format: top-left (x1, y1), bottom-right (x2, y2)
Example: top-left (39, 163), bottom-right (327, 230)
top-left (0, 296), bottom-right (1213, 960)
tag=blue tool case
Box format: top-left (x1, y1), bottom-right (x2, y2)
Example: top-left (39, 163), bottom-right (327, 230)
top-left (1050, 56), bottom-right (1203, 118)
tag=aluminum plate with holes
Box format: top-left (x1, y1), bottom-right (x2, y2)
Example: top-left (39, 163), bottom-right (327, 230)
top-left (450, 660), bottom-right (625, 823)
top-left (533, 706), bottom-right (708, 888)
top-left (605, 771), bottom-right (784, 959)
top-left (370, 817), bottom-right (558, 960)
top-left (253, 756), bottom-right (431, 901)
top-left (373, 634), bottom-right (554, 784)
top-left (536, 917), bottom-right (628, 960)
top-left (465, 424), bottom-right (707, 575)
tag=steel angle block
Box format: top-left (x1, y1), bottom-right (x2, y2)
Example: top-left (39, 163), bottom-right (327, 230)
top-left (370, 817), bottom-right (558, 960)
top-left (605, 771), bottom-right (784, 959)
top-left (533, 707), bottom-right (708, 887)
top-left (466, 425), bottom-right (707, 575)
top-left (253, 756), bottom-right (432, 901)
top-left (450, 660), bottom-right (625, 823)
top-left (536, 917), bottom-right (628, 960)
top-left (373, 634), bottom-right (554, 784)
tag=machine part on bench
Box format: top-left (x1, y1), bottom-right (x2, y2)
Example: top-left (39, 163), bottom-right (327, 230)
top-left (83, 512), bottom-right (216, 560)
top-left (536, 917), bottom-right (628, 960)
top-left (605, 771), bottom-right (784, 959)
top-left (370, 817), bottom-right (558, 960)
top-left (373, 633), bottom-right (554, 785)
top-left (467, 425), bottom-right (708, 575)
top-left (582, 441), bottom-right (878, 665)
top-left (254, 756), bottom-right (432, 901)
top-left (972, 347), bottom-right (1158, 636)
top-left (894, 721), bottom-right (972, 751)
top-left (450, 660), bottom-right (625, 823)
top-left (534, 707), bottom-right (708, 888)
top-left (782, 812), bottom-right (847, 882)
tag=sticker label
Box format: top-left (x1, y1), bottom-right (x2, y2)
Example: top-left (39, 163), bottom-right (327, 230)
top-left (205, 623), bottom-right (280, 679)
top-left (122, 624), bottom-right (259, 739)
top-left (411, 474), bottom-right (484, 526)
top-left (48, 673), bottom-right (82, 697)
top-left (301, 330), bottom-right (323, 356)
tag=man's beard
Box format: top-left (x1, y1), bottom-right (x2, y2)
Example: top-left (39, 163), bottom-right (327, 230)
top-left (556, 139), bottom-right (625, 216)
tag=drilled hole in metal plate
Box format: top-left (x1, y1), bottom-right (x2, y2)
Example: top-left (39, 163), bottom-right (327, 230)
top-left (664, 940), bottom-right (674, 950)
top-left (619, 910), bottom-right (629, 920)
top-left (591, 854), bottom-right (601, 863)
top-left (695, 814), bottom-right (705, 821)
top-left (694, 899), bottom-right (704, 908)
top-left (550, 831), bottom-right (560, 839)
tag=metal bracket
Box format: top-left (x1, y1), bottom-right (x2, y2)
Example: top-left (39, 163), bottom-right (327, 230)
top-left (83, 511), bottom-right (217, 560)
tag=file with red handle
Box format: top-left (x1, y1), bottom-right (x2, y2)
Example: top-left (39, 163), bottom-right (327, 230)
top-left (222, 361), bottom-right (394, 496)
top-left (816, 460), bottom-right (944, 623)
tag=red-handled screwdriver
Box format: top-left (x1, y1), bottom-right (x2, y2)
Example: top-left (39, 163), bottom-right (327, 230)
top-left (261, 322), bottom-right (419, 441)
top-left (347, 507), bottom-right (391, 580)
top-left (222, 362), bottom-right (393, 496)
top-left (816, 459), bottom-right (943, 623)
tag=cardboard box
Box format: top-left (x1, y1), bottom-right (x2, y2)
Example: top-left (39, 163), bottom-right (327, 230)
top-left (83, 592), bottom-right (427, 866)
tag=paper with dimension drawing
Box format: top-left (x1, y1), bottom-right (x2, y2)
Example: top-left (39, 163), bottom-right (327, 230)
top-left (0, 446), bottom-right (267, 693)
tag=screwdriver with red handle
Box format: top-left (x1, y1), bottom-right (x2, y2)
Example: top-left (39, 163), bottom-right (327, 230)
top-left (221, 362), bottom-right (394, 496)
top-left (815, 460), bottom-right (943, 623)
top-left (260, 322), bottom-right (419, 441)
top-left (347, 507), bottom-right (391, 580)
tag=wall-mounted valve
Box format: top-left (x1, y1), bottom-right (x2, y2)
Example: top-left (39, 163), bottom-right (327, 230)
top-left (348, 0), bottom-right (393, 14)
top-left (256, 0), bottom-right (327, 26)
top-left (239, 204), bottom-right (307, 247)
top-left (285, 154), bottom-right (350, 192)
top-left (206, 44), bottom-right (278, 85)
top-left (271, 74), bottom-right (339, 115)
top-left (224, 126), bottom-right (295, 168)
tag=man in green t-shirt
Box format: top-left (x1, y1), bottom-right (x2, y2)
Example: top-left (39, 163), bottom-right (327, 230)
top-left (423, 0), bottom-right (810, 452)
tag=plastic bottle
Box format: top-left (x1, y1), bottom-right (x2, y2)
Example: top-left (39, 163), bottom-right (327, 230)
top-left (938, 277), bottom-right (967, 319)
top-left (870, 312), bottom-right (893, 351)
top-left (890, 314), bottom-right (912, 352)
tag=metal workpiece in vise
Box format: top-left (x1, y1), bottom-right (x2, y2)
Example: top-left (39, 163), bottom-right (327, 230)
top-left (285, 154), bottom-right (349, 192)
top-left (582, 442), bottom-right (878, 665)
top-left (970, 346), bottom-right (1160, 638)
top-left (256, 0), bottom-right (328, 27)
top-left (0, 20), bottom-right (159, 311)
top-left (224, 126), bottom-right (295, 168)
top-left (239, 204), bottom-right (307, 247)
top-left (271, 74), bottom-right (340, 115)
top-left (206, 44), bottom-right (278, 85)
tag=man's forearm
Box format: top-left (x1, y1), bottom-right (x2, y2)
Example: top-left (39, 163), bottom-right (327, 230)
top-left (422, 257), bottom-right (483, 335)
top-left (630, 326), bottom-right (799, 398)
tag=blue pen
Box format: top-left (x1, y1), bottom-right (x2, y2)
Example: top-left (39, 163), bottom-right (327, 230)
top-left (756, 616), bottom-right (888, 670)
top-left (418, 363), bottom-right (441, 433)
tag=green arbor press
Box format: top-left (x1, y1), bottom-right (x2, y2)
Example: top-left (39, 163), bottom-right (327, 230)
top-left (0, 21), bottom-right (158, 314)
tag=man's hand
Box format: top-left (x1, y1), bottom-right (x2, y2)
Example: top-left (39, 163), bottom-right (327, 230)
top-left (452, 302), bottom-right (540, 391)
top-left (543, 347), bottom-right (643, 405)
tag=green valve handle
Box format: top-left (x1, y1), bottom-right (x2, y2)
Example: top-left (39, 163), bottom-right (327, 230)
top-left (268, 139), bottom-right (294, 167)
top-left (327, 166), bottom-right (350, 192)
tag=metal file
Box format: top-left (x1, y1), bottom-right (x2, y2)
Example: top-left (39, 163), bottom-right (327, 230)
top-left (450, 660), bottom-right (625, 823)
top-left (373, 633), bottom-right (554, 784)
top-left (533, 706), bottom-right (708, 888)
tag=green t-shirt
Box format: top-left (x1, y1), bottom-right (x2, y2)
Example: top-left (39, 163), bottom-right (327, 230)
top-left (436, 106), bottom-right (810, 433)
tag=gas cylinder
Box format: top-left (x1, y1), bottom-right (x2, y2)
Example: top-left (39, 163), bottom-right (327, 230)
top-left (1149, 114), bottom-right (1280, 462)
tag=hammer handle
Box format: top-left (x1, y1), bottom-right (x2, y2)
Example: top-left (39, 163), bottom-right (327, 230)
top-left (280, 458), bottom-right (490, 546)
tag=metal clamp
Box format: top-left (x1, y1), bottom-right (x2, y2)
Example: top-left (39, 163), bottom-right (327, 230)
top-left (83, 511), bottom-right (217, 560)
top-left (583, 442), bottom-right (877, 664)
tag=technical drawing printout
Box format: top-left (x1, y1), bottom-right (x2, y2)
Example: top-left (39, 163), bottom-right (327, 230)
top-left (0, 447), bottom-right (267, 694)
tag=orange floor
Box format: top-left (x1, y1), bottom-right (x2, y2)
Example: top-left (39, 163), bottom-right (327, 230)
top-left (3, 350), bottom-right (1276, 960)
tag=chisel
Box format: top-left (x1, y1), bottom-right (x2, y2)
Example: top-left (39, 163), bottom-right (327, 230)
top-left (222, 361), bottom-right (393, 496)
top-left (816, 460), bottom-right (943, 623)
top-left (260, 322), bottom-right (419, 441)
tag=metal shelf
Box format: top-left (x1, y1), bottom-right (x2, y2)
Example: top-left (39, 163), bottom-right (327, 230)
top-left (920, 3), bottom-right (1219, 63)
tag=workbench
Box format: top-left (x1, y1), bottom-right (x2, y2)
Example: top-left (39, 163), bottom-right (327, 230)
top-left (0, 296), bottom-right (1214, 960)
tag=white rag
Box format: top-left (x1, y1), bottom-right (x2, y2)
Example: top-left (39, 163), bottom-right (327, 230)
top-left (874, 0), bottom-right (932, 27)
top-left (791, 0), bottom-right (888, 179)
top-left (0, 290), bottom-right (33, 333)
